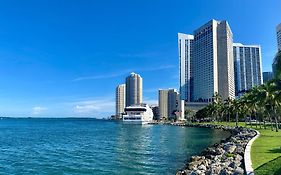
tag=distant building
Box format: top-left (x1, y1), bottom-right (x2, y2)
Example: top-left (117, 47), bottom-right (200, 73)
top-left (233, 43), bottom-right (263, 96)
top-left (125, 73), bottom-right (142, 107)
top-left (263, 72), bottom-right (273, 83)
top-left (178, 33), bottom-right (194, 102)
top-left (158, 89), bottom-right (179, 120)
top-left (179, 19), bottom-right (235, 102)
top-left (158, 90), bottom-right (168, 119)
top-left (116, 84), bottom-right (126, 119)
top-left (277, 23), bottom-right (281, 51)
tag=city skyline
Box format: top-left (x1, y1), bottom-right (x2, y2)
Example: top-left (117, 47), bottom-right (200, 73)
top-left (0, 1), bottom-right (280, 117)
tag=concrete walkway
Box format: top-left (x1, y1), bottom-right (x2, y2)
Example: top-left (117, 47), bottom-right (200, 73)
top-left (244, 130), bottom-right (260, 175)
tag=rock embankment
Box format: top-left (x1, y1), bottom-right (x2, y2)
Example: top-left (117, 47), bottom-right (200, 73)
top-left (174, 123), bottom-right (257, 175)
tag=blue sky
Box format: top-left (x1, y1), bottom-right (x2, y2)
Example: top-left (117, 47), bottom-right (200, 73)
top-left (0, 0), bottom-right (280, 117)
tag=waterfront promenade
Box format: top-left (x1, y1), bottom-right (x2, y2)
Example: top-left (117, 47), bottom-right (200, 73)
top-left (169, 122), bottom-right (281, 175)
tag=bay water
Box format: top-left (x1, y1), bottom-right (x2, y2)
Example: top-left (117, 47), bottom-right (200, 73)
top-left (0, 118), bottom-right (230, 175)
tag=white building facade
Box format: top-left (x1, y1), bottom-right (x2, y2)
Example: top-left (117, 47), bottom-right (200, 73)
top-left (192, 19), bottom-right (235, 101)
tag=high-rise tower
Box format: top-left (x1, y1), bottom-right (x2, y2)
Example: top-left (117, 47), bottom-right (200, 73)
top-left (178, 33), bottom-right (194, 102)
top-left (277, 23), bottom-right (281, 51)
top-left (233, 43), bottom-right (263, 97)
top-left (125, 73), bottom-right (143, 106)
top-left (192, 19), bottom-right (235, 101)
top-left (273, 23), bottom-right (281, 77)
top-left (115, 84), bottom-right (126, 119)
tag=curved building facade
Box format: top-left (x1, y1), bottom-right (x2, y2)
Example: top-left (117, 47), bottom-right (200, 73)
top-left (125, 73), bottom-right (143, 107)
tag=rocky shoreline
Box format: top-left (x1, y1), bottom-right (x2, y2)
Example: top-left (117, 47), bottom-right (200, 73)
top-left (171, 123), bottom-right (257, 175)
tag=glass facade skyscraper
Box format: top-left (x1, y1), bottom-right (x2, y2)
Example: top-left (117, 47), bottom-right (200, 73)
top-left (178, 33), bottom-right (194, 102)
top-left (233, 43), bottom-right (263, 97)
top-left (262, 72), bottom-right (273, 83)
top-left (273, 23), bottom-right (281, 77)
top-left (277, 23), bottom-right (281, 51)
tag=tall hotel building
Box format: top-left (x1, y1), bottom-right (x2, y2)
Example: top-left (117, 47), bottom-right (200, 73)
top-left (178, 33), bottom-right (194, 101)
top-left (116, 84), bottom-right (126, 119)
top-left (178, 19), bottom-right (235, 102)
top-left (233, 43), bottom-right (263, 96)
top-left (125, 72), bottom-right (143, 106)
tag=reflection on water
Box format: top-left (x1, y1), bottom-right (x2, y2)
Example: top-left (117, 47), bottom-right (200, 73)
top-left (0, 119), bottom-right (230, 175)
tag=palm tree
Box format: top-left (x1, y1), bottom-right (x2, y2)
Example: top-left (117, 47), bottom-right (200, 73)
top-left (212, 92), bottom-right (222, 123)
top-left (259, 81), bottom-right (281, 132)
top-left (225, 97), bottom-right (233, 123)
top-left (231, 99), bottom-right (240, 127)
top-left (247, 86), bottom-right (260, 128)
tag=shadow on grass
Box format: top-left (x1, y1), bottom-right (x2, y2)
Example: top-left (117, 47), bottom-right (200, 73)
top-left (255, 156), bottom-right (281, 175)
top-left (268, 147), bottom-right (281, 154)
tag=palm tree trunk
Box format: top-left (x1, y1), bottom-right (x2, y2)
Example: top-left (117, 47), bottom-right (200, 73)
top-left (259, 115), bottom-right (262, 129)
top-left (250, 115), bottom-right (252, 128)
top-left (235, 112), bottom-right (238, 127)
top-left (270, 117), bottom-right (273, 131)
top-left (255, 112), bottom-right (257, 128)
top-left (274, 108), bottom-right (279, 132)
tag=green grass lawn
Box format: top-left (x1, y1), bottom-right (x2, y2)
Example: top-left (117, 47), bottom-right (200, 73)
top-left (194, 121), bottom-right (281, 174)
top-left (251, 128), bottom-right (281, 175)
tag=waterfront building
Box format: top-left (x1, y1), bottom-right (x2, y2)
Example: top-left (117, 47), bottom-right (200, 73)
top-left (233, 43), bottom-right (263, 96)
top-left (125, 73), bottom-right (143, 107)
top-left (277, 23), bottom-right (281, 51)
top-left (192, 19), bottom-right (235, 101)
top-left (262, 72), bottom-right (273, 83)
top-left (116, 84), bottom-right (126, 119)
top-left (178, 33), bottom-right (194, 102)
top-left (158, 89), bottom-right (180, 120)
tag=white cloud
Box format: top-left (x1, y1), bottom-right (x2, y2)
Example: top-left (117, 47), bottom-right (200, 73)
top-left (32, 106), bottom-right (47, 115)
top-left (72, 71), bottom-right (130, 81)
top-left (71, 99), bottom-right (115, 114)
top-left (72, 65), bottom-right (176, 82)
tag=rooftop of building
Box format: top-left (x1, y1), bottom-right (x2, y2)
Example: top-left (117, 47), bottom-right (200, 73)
top-left (233, 43), bottom-right (261, 48)
top-left (178, 33), bottom-right (194, 39)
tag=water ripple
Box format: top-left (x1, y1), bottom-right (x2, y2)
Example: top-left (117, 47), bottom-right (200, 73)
top-left (0, 118), bottom-right (230, 174)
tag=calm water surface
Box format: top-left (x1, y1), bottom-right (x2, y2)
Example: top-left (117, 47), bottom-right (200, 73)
top-left (0, 118), bottom-right (230, 175)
